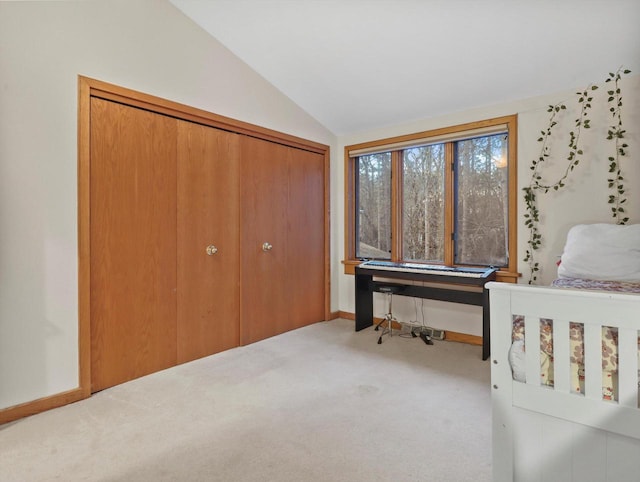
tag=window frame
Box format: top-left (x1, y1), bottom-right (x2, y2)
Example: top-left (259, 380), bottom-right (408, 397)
top-left (343, 115), bottom-right (519, 282)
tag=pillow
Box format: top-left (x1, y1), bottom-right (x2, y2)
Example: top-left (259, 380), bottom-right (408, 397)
top-left (508, 340), bottom-right (526, 383)
top-left (557, 223), bottom-right (640, 282)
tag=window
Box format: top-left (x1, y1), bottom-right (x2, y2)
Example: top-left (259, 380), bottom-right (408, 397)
top-left (402, 144), bottom-right (445, 263)
top-left (454, 134), bottom-right (509, 266)
top-left (355, 152), bottom-right (392, 259)
top-left (345, 115), bottom-right (518, 280)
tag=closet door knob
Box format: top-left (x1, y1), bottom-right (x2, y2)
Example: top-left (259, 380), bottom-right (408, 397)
top-left (262, 242), bottom-right (273, 252)
top-left (206, 245), bottom-right (218, 255)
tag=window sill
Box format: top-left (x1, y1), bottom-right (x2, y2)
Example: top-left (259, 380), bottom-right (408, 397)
top-left (341, 259), bottom-right (362, 275)
top-left (342, 259), bottom-right (520, 283)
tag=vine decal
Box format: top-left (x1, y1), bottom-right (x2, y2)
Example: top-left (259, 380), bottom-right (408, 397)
top-left (523, 103), bottom-right (565, 282)
top-left (523, 68), bottom-right (631, 284)
top-left (606, 67), bottom-right (631, 225)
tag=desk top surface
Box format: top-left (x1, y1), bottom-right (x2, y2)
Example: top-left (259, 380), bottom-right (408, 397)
top-left (355, 261), bottom-right (497, 286)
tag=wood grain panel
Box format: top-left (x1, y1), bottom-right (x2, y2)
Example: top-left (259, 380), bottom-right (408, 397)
top-left (286, 148), bottom-right (325, 328)
top-left (90, 98), bottom-right (177, 392)
top-left (240, 136), bottom-right (289, 345)
top-left (177, 121), bottom-right (240, 363)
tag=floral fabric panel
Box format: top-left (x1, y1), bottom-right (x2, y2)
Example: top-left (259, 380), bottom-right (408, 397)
top-left (569, 323), bottom-right (619, 371)
top-left (511, 316), bottom-right (629, 401)
top-left (511, 279), bottom-right (640, 403)
top-left (551, 277), bottom-right (640, 293)
top-left (511, 315), bottom-right (554, 387)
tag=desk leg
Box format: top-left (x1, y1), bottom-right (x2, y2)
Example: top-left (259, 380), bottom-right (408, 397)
top-left (355, 272), bottom-right (373, 331)
top-left (482, 286), bottom-right (490, 360)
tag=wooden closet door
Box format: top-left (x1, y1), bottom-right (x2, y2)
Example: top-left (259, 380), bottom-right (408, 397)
top-left (286, 148), bottom-right (325, 328)
top-left (90, 98), bottom-right (177, 392)
top-left (240, 137), bottom-right (326, 344)
top-left (240, 136), bottom-right (289, 345)
top-left (177, 121), bottom-right (240, 363)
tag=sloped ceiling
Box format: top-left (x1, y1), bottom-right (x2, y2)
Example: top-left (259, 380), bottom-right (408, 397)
top-left (169, 0), bottom-right (640, 136)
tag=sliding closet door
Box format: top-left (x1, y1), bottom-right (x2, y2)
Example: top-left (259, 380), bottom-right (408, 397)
top-left (90, 98), bottom-right (177, 392)
top-left (240, 137), bottom-right (326, 344)
top-left (286, 148), bottom-right (325, 328)
top-left (240, 136), bottom-right (289, 344)
top-left (177, 121), bottom-right (241, 363)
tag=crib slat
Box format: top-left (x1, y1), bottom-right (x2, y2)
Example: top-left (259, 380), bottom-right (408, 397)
top-left (618, 327), bottom-right (638, 408)
top-left (553, 319), bottom-right (571, 393)
top-left (489, 287), bottom-right (516, 482)
top-left (583, 324), bottom-right (601, 400)
top-left (524, 315), bottom-right (542, 386)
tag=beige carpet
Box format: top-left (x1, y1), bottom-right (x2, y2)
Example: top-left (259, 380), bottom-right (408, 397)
top-left (0, 319), bottom-right (491, 481)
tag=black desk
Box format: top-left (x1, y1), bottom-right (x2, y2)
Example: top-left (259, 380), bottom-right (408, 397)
top-left (354, 262), bottom-right (497, 360)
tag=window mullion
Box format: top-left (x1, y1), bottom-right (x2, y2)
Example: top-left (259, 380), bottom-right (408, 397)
top-left (444, 142), bottom-right (455, 266)
top-left (390, 150), bottom-right (402, 262)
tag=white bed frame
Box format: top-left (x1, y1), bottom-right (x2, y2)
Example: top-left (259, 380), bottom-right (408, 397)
top-left (488, 282), bottom-right (640, 482)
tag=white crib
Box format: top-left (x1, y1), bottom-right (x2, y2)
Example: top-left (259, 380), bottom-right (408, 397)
top-left (488, 282), bottom-right (640, 482)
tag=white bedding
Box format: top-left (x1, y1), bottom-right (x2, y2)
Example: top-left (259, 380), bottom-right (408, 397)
top-left (557, 223), bottom-right (640, 282)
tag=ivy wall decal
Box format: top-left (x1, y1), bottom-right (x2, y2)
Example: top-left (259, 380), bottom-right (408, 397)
top-left (606, 68), bottom-right (631, 224)
top-left (523, 67), bottom-right (631, 284)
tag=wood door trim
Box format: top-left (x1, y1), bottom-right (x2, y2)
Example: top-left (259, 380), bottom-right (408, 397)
top-left (0, 388), bottom-right (85, 425)
top-left (323, 148), bottom-right (331, 321)
top-left (78, 75), bottom-right (331, 404)
top-left (85, 78), bottom-right (327, 154)
top-left (77, 77), bottom-right (92, 398)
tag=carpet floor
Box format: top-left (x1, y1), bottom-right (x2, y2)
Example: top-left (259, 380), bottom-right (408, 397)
top-left (0, 319), bottom-right (491, 481)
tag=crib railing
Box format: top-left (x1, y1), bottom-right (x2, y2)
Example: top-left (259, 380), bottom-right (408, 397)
top-left (489, 282), bottom-right (640, 439)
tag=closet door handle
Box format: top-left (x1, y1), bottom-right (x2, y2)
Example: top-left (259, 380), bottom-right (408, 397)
top-left (262, 242), bottom-right (273, 252)
top-left (206, 245), bottom-right (218, 256)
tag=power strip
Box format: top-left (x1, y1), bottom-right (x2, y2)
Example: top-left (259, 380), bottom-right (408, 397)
top-left (418, 326), bottom-right (446, 340)
top-left (402, 322), bottom-right (446, 341)
top-left (400, 321), bottom-right (423, 333)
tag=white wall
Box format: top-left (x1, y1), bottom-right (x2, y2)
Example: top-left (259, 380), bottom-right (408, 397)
top-left (2, 0), bottom-right (638, 413)
top-left (336, 75), bottom-right (640, 336)
top-left (0, 0), bottom-right (336, 410)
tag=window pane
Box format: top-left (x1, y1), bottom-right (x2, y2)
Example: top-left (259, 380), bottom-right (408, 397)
top-left (454, 134), bottom-right (508, 266)
top-left (402, 144), bottom-right (445, 262)
top-left (355, 153), bottom-right (391, 259)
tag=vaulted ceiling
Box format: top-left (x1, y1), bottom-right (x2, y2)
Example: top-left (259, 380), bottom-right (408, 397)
top-left (170, 0), bottom-right (640, 136)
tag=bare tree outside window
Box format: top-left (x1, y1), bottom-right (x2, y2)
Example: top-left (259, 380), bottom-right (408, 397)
top-left (454, 134), bottom-right (508, 266)
top-left (355, 152), bottom-right (391, 259)
top-left (402, 144), bottom-right (445, 262)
